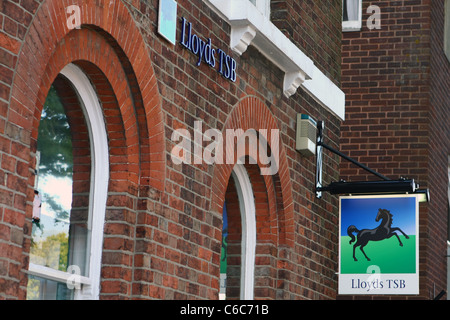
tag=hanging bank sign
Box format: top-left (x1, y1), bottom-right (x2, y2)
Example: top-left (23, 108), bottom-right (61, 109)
top-left (338, 195), bottom-right (419, 295)
top-left (180, 17), bottom-right (237, 82)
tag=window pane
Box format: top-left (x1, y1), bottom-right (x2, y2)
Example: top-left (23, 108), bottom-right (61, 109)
top-left (31, 82), bottom-right (91, 279)
top-left (31, 86), bottom-right (74, 274)
top-left (223, 176), bottom-right (243, 300)
top-left (26, 274), bottom-right (74, 300)
top-left (343, 0), bottom-right (359, 21)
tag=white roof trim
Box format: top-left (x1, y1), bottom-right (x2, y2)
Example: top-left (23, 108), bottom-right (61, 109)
top-left (204, 0), bottom-right (345, 120)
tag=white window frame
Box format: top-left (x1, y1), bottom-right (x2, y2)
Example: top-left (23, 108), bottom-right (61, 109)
top-left (231, 164), bottom-right (256, 300)
top-left (342, 0), bottom-right (362, 32)
top-left (249, 0), bottom-right (270, 18)
top-left (28, 63), bottom-right (109, 300)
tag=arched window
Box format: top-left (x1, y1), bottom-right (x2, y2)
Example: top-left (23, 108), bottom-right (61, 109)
top-left (220, 164), bottom-right (256, 300)
top-left (27, 64), bottom-right (109, 300)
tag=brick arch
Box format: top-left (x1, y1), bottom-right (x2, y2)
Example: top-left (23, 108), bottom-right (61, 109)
top-left (211, 96), bottom-right (295, 248)
top-left (10, 0), bottom-right (165, 192)
top-left (34, 29), bottom-right (142, 192)
top-left (20, 27), bottom-right (149, 298)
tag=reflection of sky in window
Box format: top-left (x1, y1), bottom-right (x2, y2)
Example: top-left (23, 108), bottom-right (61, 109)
top-left (34, 174), bottom-right (72, 243)
top-left (159, 0), bottom-right (177, 43)
top-left (340, 197), bottom-right (417, 236)
top-left (39, 175), bottom-right (72, 221)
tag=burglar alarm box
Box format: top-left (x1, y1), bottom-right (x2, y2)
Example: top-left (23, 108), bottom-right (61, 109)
top-left (296, 114), bottom-right (317, 156)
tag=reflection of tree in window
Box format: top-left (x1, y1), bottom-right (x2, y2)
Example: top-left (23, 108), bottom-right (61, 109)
top-left (31, 85), bottom-right (73, 272)
top-left (38, 86), bottom-right (73, 178)
top-left (37, 85), bottom-right (73, 226)
top-left (37, 87), bottom-right (73, 229)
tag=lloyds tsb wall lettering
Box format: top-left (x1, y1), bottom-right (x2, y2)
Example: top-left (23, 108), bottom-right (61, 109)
top-left (180, 17), bottom-right (237, 82)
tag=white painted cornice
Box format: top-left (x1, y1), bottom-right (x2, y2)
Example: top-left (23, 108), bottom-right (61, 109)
top-left (203, 0), bottom-right (345, 120)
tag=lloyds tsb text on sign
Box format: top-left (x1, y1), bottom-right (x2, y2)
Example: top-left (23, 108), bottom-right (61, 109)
top-left (180, 17), bottom-right (237, 82)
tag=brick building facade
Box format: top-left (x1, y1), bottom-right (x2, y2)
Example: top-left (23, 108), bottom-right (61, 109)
top-left (0, 0), bottom-right (447, 301)
top-left (0, 0), bottom-right (345, 300)
top-left (340, 0), bottom-right (449, 299)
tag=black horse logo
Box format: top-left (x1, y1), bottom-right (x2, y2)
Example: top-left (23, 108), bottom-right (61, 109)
top-left (347, 208), bottom-right (409, 261)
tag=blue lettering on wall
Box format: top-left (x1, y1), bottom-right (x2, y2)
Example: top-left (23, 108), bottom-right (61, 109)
top-left (180, 17), bottom-right (236, 82)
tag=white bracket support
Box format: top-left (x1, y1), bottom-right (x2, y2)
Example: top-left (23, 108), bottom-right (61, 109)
top-left (283, 71), bottom-right (307, 98)
top-left (231, 25), bottom-right (257, 56)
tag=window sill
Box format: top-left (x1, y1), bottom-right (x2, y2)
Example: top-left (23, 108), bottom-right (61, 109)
top-left (342, 20), bottom-right (362, 32)
top-left (27, 263), bottom-right (92, 286)
top-left (27, 263), bottom-right (96, 299)
top-left (204, 0), bottom-right (345, 120)
top-left (343, 27), bottom-right (362, 32)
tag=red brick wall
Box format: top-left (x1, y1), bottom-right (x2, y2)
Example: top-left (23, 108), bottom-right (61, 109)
top-left (427, 0), bottom-right (450, 300)
top-left (271, 0), bottom-right (342, 84)
top-left (138, 0), bottom-right (343, 300)
top-left (341, 0), bottom-right (449, 299)
top-left (341, 0), bottom-right (431, 182)
top-left (0, 0), bottom-right (343, 300)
